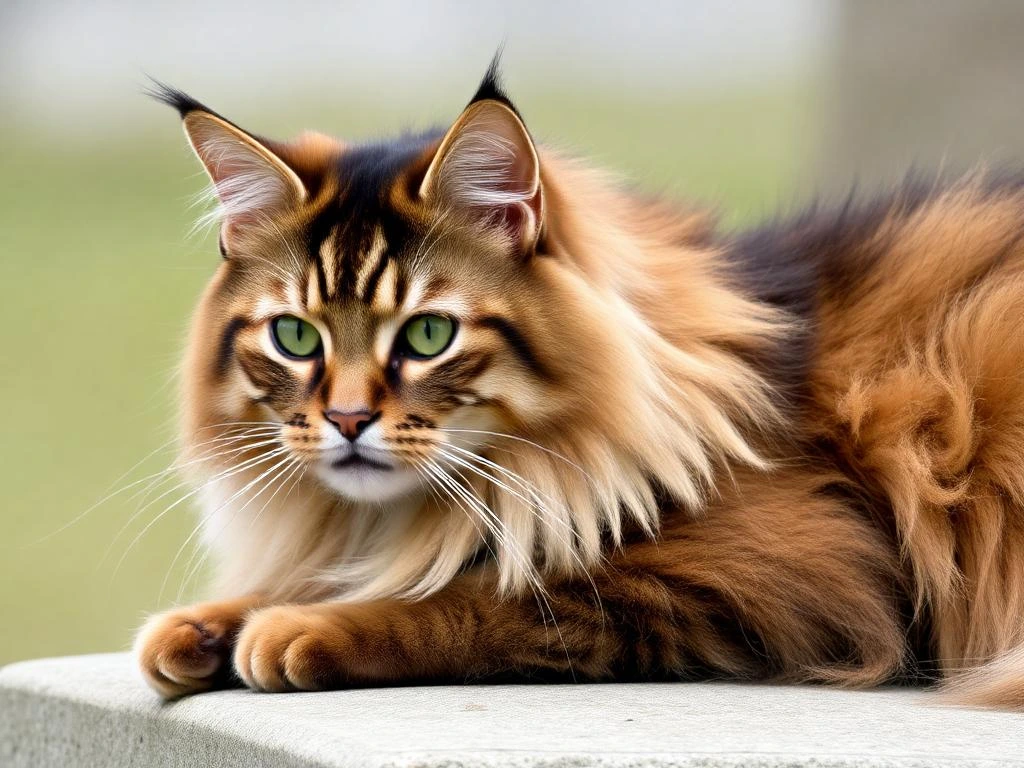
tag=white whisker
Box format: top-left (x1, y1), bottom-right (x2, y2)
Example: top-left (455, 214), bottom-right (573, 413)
top-left (110, 447), bottom-right (289, 576)
top-left (435, 445), bottom-right (606, 629)
top-left (164, 454), bottom-right (304, 602)
top-left (442, 428), bottom-right (595, 483)
top-left (424, 458), bottom-right (575, 679)
top-left (103, 436), bottom-right (285, 562)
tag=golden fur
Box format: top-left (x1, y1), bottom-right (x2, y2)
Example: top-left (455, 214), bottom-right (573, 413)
top-left (135, 75), bottom-right (1024, 709)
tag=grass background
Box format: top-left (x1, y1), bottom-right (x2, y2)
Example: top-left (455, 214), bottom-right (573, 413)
top-left (0, 83), bottom-right (817, 665)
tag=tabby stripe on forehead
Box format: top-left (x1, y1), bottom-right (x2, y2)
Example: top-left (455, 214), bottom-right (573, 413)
top-left (394, 270), bottom-right (409, 309)
top-left (476, 316), bottom-right (553, 381)
top-left (305, 262), bottom-right (323, 309)
top-left (317, 228), bottom-right (339, 300)
top-left (360, 249), bottom-right (391, 306)
top-left (356, 229), bottom-right (389, 302)
top-left (311, 242), bottom-right (331, 305)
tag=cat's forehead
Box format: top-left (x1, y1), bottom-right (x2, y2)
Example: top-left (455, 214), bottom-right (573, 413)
top-left (300, 136), bottom-right (436, 306)
top-left (285, 132), bottom-right (506, 316)
top-left (305, 221), bottom-right (412, 317)
top-left (226, 128), bottom-right (515, 334)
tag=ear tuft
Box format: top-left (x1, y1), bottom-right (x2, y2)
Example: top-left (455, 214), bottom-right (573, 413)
top-left (467, 50), bottom-right (517, 114)
top-left (145, 78), bottom-right (211, 119)
top-left (152, 83), bottom-right (307, 252)
top-left (420, 97), bottom-right (543, 257)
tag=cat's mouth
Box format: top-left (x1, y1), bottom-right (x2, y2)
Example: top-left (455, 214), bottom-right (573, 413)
top-left (316, 447), bottom-right (419, 503)
top-left (331, 454), bottom-right (393, 471)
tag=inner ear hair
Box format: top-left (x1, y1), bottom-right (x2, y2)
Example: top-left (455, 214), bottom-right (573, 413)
top-left (419, 99), bottom-right (543, 256)
top-left (180, 110), bottom-right (307, 249)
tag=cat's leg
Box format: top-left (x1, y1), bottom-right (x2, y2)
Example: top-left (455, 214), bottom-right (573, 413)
top-left (232, 469), bottom-right (907, 693)
top-left (232, 577), bottom-right (614, 692)
top-left (136, 594), bottom-right (264, 698)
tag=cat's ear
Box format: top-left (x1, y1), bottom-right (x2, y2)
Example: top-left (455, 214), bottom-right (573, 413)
top-left (150, 83), bottom-right (307, 253)
top-left (419, 72), bottom-right (543, 257)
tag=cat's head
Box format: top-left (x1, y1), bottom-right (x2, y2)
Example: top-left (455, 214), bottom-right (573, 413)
top-left (164, 68), bottom-right (565, 503)
top-left (159, 65), bottom-right (784, 597)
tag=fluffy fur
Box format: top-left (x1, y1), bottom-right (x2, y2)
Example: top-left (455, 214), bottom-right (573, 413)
top-left (135, 70), bottom-right (1024, 709)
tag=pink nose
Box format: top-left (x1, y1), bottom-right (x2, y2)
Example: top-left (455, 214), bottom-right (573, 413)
top-left (323, 409), bottom-right (377, 441)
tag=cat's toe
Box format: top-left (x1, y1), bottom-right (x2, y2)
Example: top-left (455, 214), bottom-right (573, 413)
top-left (135, 610), bottom-right (231, 698)
top-left (233, 606), bottom-right (345, 692)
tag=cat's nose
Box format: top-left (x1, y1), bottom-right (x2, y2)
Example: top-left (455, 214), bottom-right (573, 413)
top-left (323, 409), bottom-right (379, 442)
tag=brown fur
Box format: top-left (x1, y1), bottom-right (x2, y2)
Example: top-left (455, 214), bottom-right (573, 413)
top-left (135, 78), bottom-right (1024, 709)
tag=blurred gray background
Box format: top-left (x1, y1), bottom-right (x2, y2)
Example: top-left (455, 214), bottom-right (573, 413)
top-left (2, 0), bottom-right (1022, 665)
top-left (1, 1), bottom-right (824, 132)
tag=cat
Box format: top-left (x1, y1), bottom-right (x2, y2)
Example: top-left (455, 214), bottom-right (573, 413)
top-left (135, 62), bottom-right (1024, 709)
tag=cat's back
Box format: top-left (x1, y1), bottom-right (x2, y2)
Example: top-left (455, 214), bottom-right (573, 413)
top-left (729, 172), bottom-right (1024, 426)
top-left (731, 173), bottom-right (1024, 665)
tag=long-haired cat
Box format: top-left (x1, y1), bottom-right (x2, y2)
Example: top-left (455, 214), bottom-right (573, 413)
top-left (135, 63), bottom-right (1024, 709)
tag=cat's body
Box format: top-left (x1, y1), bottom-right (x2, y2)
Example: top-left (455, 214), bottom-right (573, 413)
top-left (136, 69), bottom-right (1024, 709)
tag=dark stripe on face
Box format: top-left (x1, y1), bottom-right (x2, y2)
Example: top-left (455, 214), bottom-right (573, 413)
top-left (313, 244), bottom-right (330, 302)
top-left (305, 357), bottom-right (326, 397)
top-left (361, 247), bottom-right (391, 304)
top-left (393, 269), bottom-right (408, 308)
top-left (336, 238), bottom-right (363, 298)
top-left (369, 378), bottom-right (387, 410)
top-left (236, 351), bottom-right (302, 403)
top-left (334, 218), bottom-right (378, 300)
top-left (385, 357), bottom-right (402, 392)
top-left (430, 351), bottom-right (494, 387)
top-left (305, 137), bottom-right (434, 303)
top-left (307, 214), bottom-right (336, 301)
top-left (476, 315), bottom-right (553, 381)
top-left (213, 316), bottom-right (250, 379)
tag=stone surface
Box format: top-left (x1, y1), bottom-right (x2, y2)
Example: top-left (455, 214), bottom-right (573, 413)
top-left (1, 653), bottom-right (1023, 767)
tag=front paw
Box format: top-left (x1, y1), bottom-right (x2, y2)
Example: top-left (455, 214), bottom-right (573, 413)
top-left (233, 605), bottom-right (352, 692)
top-left (135, 605), bottom-right (239, 699)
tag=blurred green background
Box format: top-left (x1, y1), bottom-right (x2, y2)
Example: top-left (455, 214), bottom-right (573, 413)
top-left (3, 0), bottom-right (1023, 666)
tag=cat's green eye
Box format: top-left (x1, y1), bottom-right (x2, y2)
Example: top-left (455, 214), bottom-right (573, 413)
top-left (402, 314), bottom-right (456, 358)
top-left (271, 315), bottom-right (322, 359)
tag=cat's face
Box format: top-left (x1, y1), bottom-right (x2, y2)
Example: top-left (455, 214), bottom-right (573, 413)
top-left (204, 201), bottom-right (553, 504)
top-left (170, 85), bottom-right (578, 506)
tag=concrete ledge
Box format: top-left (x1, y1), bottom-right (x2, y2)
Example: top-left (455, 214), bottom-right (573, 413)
top-left (1, 654), bottom-right (1022, 767)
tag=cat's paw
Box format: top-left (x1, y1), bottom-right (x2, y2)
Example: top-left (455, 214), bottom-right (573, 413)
top-left (135, 605), bottom-right (240, 699)
top-left (233, 605), bottom-right (349, 692)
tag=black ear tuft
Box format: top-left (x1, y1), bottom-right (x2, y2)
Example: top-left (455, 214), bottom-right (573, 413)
top-left (144, 77), bottom-right (252, 137)
top-left (468, 48), bottom-right (521, 117)
top-left (143, 77), bottom-right (212, 117)
top-left (144, 77), bottom-right (252, 132)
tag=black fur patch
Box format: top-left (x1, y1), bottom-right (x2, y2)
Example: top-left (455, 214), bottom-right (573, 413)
top-left (146, 79), bottom-right (211, 118)
top-left (468, 49), bottom-right (521, 117)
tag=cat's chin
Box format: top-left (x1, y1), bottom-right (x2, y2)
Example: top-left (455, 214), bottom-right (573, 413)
top-left (313, 460), bottom-right (423, 504)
